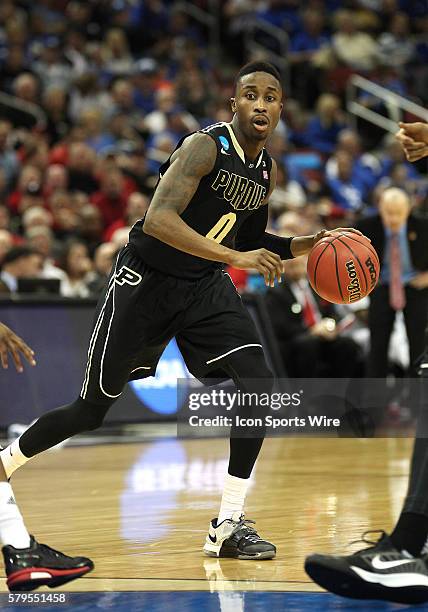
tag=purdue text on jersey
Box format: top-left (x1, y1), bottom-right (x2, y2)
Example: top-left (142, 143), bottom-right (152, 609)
top-left (129, 122), bottom-right (272, 279)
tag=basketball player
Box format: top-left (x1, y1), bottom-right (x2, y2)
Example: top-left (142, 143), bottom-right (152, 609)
top-left (0, 62), bottom-right (361, 562)
top-left (0, 322), bottom-right (93, 591)
top-left (305, 122), bottom-right (428, 605)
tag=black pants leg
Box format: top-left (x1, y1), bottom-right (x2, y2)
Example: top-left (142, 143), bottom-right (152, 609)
top-left (223, 349), bottom-right (274, 479)
top-left (403, 287), bottom-right (428, 377)
top-left (367, 285), bottom-right (397, 378)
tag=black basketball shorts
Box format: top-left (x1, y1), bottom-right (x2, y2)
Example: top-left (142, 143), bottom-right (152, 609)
top-left (80, 245), bottom-right (265, 405)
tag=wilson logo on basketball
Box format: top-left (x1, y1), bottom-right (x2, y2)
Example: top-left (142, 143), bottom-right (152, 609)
top-left (365, 256), bottom-right (377, 290)
top-left (345, 260), bottom-right (362, 302)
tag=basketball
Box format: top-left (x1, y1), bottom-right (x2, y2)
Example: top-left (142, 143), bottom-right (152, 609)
top-left (307, 231), bottom-right (380, 304)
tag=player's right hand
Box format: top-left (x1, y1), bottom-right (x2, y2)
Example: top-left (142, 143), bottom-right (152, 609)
top-left (0, 322), bottom-right (36, 373)
top-left (230, 249), bottom-right (283, 287)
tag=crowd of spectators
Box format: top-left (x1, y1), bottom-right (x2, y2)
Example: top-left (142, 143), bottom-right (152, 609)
top-left (0, 1), bottom-right (427, 392)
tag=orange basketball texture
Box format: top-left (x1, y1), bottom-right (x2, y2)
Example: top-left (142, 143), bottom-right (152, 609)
top-left (307, 232), bottom-right (380, 304)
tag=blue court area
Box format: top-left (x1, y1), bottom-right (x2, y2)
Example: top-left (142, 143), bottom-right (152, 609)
top-left (2, 591), bottom-right (428, 612)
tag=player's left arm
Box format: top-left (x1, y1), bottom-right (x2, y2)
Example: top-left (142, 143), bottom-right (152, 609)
top-left (236, 159), bottom-right (364, 259)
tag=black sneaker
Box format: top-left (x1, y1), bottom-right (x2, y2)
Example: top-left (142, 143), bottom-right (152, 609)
top-left (203, 511), bottom-right (276, 560)
top-left (305, 530), bottom-right (428, 605)
top-left (3, 535), bottom-right (94, 591)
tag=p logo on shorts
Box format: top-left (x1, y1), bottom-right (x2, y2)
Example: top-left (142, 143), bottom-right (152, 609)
top-left (115, 265), bottom-right (142, 286)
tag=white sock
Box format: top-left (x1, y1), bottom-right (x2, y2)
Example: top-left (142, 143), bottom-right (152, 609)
top-left (0, 438), bottom-right (30, 480)
top-left (217, 474), bottom-right (249, 524)
top-left (0, 482), bottom-right (31, 548)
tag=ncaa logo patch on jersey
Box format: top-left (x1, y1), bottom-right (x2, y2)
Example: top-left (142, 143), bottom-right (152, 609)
top-left (115, 265), bottom-right (142, 286)
top-left (219, 136), bottom-right (230, 151)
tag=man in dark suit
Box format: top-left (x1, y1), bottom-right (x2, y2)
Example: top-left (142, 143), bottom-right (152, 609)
top-left (265, 255), bottom-right (362, 377)
top-left (357, 187), bottom-right (428, 378)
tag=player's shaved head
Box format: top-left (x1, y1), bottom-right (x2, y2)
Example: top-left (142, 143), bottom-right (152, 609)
top-left (235, 61), bottom-right (282, 93)
top-left (379, 187), bottom-right (411, 232)
top-left (231, 62), bottom-right (283, 144)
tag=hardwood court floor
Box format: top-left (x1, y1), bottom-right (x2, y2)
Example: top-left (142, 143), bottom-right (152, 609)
top-left (0, 436), bottom-right (413, 593)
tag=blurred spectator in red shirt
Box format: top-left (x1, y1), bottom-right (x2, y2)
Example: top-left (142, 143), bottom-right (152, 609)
top-left (90, 167), bottom-right (135, 228)
top-left (67, 142), bottom-right (99, 194)
top-left (78, 204), bottom-right (104, 256)
top-left (44, 164), bottom-right (69, 199)
top-left (104, 191), bottom-right (149, 241)
top-left (48, 190), bottom-right (80, 240)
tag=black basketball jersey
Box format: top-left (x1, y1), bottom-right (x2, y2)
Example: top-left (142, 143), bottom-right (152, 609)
top-left (128, 122), bottom-right (273, 279)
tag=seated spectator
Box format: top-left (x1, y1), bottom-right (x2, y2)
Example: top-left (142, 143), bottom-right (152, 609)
top-left (0, 229), bottom-right (13, 264)
top-left (276, 210), bottom-right (317, 239)
top-left (12, 72), bottom-right (40, 105)
top-left (64, 28), bottom-right (89, 77)
top-left (90, 167), bottom-right (135, 228)
top-left (102, 28), bottom-right (134, 79)
top-left (78, 204), bottom-right (104, 256)
top-left (0, 205), bottom-right (11, 231)
top-left (289, 8), bottom-right (331, 108)
top-left (44, 163), bottom-right (69, 198)
top-left (332, 9), bottom-right (379, 71)
top-left (7, 165), bottom-right (43, 215)
top-left (143, 87), bottom-right (199, 137)
top-left (58, 239), bottom-right (93, 298)
top-left (326, 129), bottom-right (382, 194)
top-left (110, 226), bottom-right (131, 250)
top-left (176, 69), bottom-right (213, 123)
top-left (48, 190), bottom-right (80, 240)
top-left (69, 72), bottom-right (113, 123)
top-left (356, 63), bottom-right (408, 148)
top-left (326, 150), bottom-right (368, 212)
top-left (79, 108), bottom-right (115, 154)
top-left (265, 255), bottom-right (362, 377)
top-left (104, 192), bottom-right (149, 242)
top-left (147, 134), bottom-right (176, 174)
top-left (25, 226), bottom-right (66, 284)
top-left (379, 136), bottom-right (421, 182)
top-left (0, 45), bottom-right (30, 94)
top-left (269, 162), bottom-right (307, 217)
top-left (17, 182), bottom-right (45, 216)
top-left (0, 120), bottom-right (20, 191)
top-left (297, 94), bottom-right (347, 154)
top-left (256, 1), bottom-right (301, 33)
top-left (43, 86), bottom-right (71, 145)
top-left (0, 246), bottom-right (43, 293)
top-left (109, 78), bottom-right (139, 120)
top-left (377, 13), bottom-right (415, 73)
top-left (87, 242), bottom-right (117, 296)
top-left (32, 37), bottom-right (73, 91)
top-left (67, 142), bottom-right (99, 194)
top-left (20, 134), bottom-right (50, 172)
top-left (132, 58), bottom-right (158, 114)
top-left (376, 163), bottom-right (423, 203)
top-left (117, 142), bottom-right (157, 196)
top-left (22, 206), bottom-right (53, 233)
